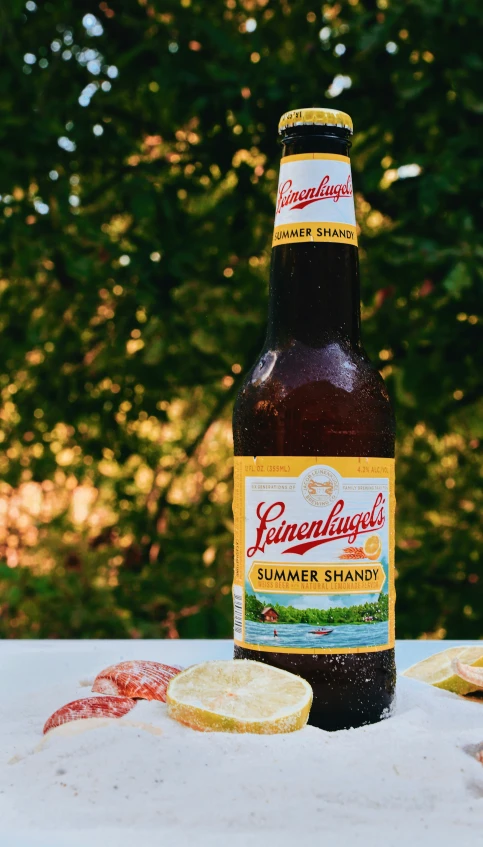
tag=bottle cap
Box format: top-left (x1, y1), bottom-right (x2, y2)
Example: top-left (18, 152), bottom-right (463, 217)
top-left (278, 107), bottom-right (353, 135)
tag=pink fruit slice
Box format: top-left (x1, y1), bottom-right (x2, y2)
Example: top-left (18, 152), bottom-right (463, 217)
top-left (455, 660), bottom-right (483, 690)
top-left (92, 660), bottom-right (181, 702)
top-left (43, 696), bottom-right (136, 734)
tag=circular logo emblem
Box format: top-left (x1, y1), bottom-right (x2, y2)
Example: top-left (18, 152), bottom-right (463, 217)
top-left (301, 467), bottom-right (339, 507)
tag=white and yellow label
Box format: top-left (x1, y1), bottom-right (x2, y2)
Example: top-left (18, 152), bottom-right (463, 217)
top-left (273, 153), bottom-right (357, 246)
top-left (233, 457), bottom-right (395, 654)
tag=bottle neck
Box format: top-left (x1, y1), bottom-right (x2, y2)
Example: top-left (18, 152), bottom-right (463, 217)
top-left (267, 128), bottom-right (361, 349)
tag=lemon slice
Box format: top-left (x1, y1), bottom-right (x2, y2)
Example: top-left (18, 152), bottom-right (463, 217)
top-left (363, 534), bottom-right (382, 560)
top-left (403, 646), bottom-right (483, 695)
top-left (166, 659), bottom-right (313, 734)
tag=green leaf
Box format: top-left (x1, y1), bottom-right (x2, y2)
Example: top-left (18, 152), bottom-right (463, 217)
top-left (443, 262), bottom-right (472, 298)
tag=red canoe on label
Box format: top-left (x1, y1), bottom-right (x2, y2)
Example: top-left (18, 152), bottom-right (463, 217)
top-left (92, 660), bottom-right (182, 702)
top-left (43, 696), bottom-right (136, 735)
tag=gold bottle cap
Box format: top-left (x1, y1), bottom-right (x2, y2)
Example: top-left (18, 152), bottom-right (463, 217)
top-left (278, 107), bottom-right (353, 135)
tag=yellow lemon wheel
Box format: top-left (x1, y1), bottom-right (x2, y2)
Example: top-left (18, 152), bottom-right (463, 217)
top-left (167, 660), bottom-right (313, 734)
top-left (404, 647), bottom-right (483, 696)
top-left (363, 535), bottom-right (382, 560)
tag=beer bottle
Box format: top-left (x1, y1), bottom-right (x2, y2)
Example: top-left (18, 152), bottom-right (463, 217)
top-left (232, 108), bottom-right (396, 731)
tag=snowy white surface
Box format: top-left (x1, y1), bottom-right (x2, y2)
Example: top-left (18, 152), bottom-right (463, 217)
top-left (1, 640), bottom-right (483, 847)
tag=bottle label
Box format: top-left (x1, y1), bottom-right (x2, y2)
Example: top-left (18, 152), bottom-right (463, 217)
top-left (233, 457), bottom-right (395, 654)
top-left (272, 153), bottom-right (357, 247)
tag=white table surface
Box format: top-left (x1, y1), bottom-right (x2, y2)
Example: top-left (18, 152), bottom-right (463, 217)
top-left (0, 637), bottom-right (475, 668)
top-left (0, 638), bottom-right (477, 702)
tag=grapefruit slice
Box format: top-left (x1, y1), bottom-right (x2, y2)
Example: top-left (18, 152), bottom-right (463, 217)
top-left (166, 659), bottom-right (312, 734)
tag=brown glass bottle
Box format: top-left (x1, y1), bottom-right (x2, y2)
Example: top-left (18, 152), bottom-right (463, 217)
top-left (233, 110), bottom-right (396, 731)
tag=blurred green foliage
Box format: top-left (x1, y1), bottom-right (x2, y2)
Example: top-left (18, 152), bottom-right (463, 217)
top-left (0, 0), bottom-right (481, 639)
